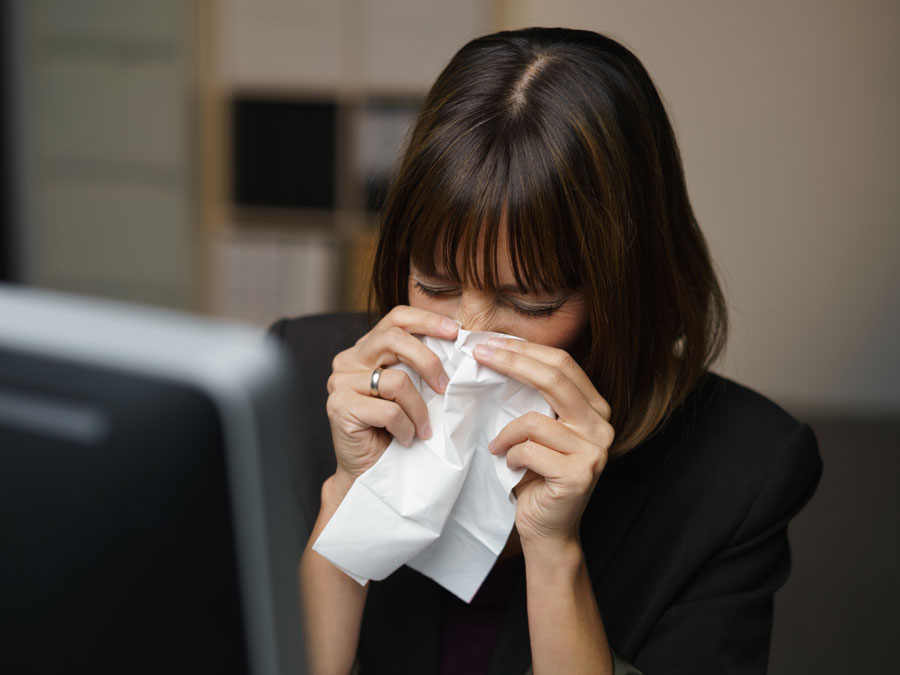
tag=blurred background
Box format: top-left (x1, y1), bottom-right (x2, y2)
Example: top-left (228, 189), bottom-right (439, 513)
top-left (1, 0), bottom-right (898, 672)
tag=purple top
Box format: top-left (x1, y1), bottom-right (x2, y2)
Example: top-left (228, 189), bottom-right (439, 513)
top-left (439, 555), bottom-right (525, 675)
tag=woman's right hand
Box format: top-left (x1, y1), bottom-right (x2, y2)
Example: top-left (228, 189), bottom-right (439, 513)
top-left (325, 306), bottom-right (459, 490)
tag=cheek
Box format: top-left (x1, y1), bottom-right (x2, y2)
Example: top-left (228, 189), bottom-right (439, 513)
top-left (521, 319), bottom-right (584, 350)
top-left (515, 304), bottom-right (588, 351)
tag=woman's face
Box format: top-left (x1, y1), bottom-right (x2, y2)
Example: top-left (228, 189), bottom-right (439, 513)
top-left (407, 228), bottom-right (588, 351)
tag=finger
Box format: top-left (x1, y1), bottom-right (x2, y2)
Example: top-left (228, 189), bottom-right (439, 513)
top-left (331, 370), bottom-right (432, 440)
top-left (336, 391), bottom-right (418, 447)
top-left (357, 326), bottom-right (451, 394)
top-left (505, 440), bottom-right (566, 478)
top-left (362, 369), bottom-right (432, 440)
top-left (489, 411), bottom-right (601, 459)
top-left (472, 343), bottom-right (592, 422)
top-left (373, 305), bottom-right (460, 341)
top-left (484, 337), bottom-right (610, 420)
top-left (507, 441), bottom-right (599, 495)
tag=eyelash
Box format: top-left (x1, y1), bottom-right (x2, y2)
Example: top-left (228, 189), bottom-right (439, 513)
top-left (413, 281), bottom-right (560, 317)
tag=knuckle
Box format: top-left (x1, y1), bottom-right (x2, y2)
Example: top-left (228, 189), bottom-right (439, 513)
top-left (390, 369), bottom-right (408, 390)
top-left (523, 411), bottom-right (544, 433)
top-left (600, 422), bottom-right (615, 448)
top-left (384, 403), bottom-right (403, 425)
top-left (507, 444), bottom-right (525, 467)
top-left (589, 446), bottom-right (607, 474)
top-left (400, 416), bottom-right (416, 439)
top-left (513, 441), bottom-right (528, 460)
top-left (325, 392), bottom-right (341, 420)
top-left (386, 305), bottom-right (409, 324)
top-left (552, 349), bottom-right (573, 370)
top-left (395, 372), bottom-right (417, 397)
top-left (385, 326), bottom-right (406, 345)
top-left (548, 366), bottom-right (568, 388)
top-left (597, 398), bottom-right (612, 420)
top-left (573, 466), bottom-right (594, 491)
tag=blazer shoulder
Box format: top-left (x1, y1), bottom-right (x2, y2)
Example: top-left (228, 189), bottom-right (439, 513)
top-left (689, 371), bottom-right (800, 437)
top-left (668, 371), bottom-right (815, 466)
top-left (585, 373), bottom-right (823, 669)
top-left (615, 371), bottom-right (822, 531)
top-left (692, 371), bottom-right (823, 519)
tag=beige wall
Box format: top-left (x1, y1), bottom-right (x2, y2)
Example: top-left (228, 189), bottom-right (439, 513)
top-left (496, 1), bottom-right (900, 414)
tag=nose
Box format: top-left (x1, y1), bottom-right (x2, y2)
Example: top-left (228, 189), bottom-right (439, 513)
top-left (454, 289), bottom-right (499, 332)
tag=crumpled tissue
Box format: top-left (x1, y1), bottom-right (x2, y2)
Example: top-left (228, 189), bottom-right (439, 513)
top-left (312, 329), bottom-right (552, 602)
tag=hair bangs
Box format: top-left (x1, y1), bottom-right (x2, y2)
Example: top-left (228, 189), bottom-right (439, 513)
top-left (504, 126), bottom-right (584, 294)
top-left (405, 125), bottom-right (583, 296)
top-left (405, 130), bottom-right (507, 291)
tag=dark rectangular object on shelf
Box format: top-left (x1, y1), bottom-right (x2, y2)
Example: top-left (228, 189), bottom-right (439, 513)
top-left (232, 98), bottom-right (336, 210)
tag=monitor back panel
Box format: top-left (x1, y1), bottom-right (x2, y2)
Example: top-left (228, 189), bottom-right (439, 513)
top-left (0, 348), bottom-right (249, 674)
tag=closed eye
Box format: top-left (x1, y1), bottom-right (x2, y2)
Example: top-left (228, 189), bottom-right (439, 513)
top-left (507, 301), bottom-right (561, 317)
top-left (415, 280), bottom-right (565, 316)
top-left (413, 281), bottom-right (459, 297)
top-left (413, 277), bottom-right (566, 317)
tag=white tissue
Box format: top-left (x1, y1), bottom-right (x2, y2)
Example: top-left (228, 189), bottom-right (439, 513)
top-left (312, 329), bottom-right (553, 602)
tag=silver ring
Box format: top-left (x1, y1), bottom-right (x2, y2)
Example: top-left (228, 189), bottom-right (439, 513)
top-left (369, 366), bottom-right (384, 397)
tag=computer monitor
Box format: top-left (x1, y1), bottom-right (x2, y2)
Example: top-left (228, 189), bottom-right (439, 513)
top-left (0, 285), bottom-right (307, 674)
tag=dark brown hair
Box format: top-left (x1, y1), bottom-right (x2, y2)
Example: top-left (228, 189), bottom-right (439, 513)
top-left (372, 27), bottom-right (727, 456)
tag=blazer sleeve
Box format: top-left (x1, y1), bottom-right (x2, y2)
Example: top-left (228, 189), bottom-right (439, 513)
top-left (632, 423), bottom-right (823, 675)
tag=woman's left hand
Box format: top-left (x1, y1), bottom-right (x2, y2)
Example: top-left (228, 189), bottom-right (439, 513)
top-left (473, 337), bottom-right (615, 551)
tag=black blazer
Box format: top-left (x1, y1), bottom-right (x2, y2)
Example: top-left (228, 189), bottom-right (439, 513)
top-left (270, 313), bottom-right (823, 675)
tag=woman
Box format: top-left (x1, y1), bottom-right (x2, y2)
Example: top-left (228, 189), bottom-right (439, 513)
top-left (270, 27), bottom-right (822, 674)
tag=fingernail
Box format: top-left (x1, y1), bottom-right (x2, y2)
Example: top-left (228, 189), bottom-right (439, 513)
top-left (438, 374), bottom-right (449, 392)
top-left (442, 318), bottom-right (459, 333)
top-left (422, 424), bottom-right (432, 440)
top-left (488, 438), bottom-right (496, 452)
top-left (474, 344), bottom-right (495, 359)
top-left (486, 337), bottom-right (508, 347)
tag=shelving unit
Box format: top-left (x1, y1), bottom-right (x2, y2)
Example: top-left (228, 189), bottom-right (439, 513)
top-left (15, 1), bottom-right (502, 324)
top-left (205, 0), bottom-right (495, 324)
